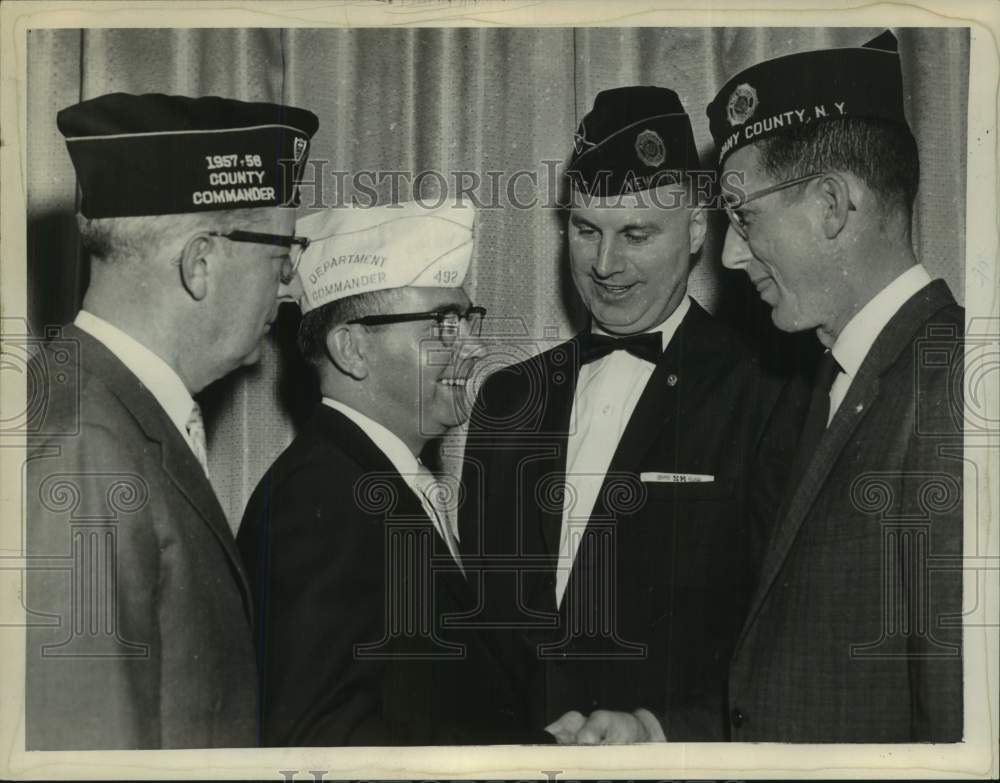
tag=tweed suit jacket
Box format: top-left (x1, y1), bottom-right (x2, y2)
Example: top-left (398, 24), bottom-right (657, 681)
top-left (728, 279), bottom-right (964, 742)
top-left (25, 324), bottom-right (257, 749)
top-left (238, 404), bottom-right (551, 746)
top-left (459, 301), bottom-right (799, 740)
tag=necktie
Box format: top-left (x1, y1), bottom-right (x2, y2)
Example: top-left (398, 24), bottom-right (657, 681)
top-left (795, 350), bottom-right (843, 466)
top-left (580, 332), bottom-right (662, 365)
top-left (185, 402), bottom-right (210, 477)
top-left (413, 465), bottom-right (464, 574)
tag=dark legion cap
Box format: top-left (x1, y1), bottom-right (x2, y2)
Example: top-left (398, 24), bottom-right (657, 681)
top-left (567, 86), bottom-right (702, 196)
top-left (707, 30), bottom-right (909, 165)
top-left (58, 92), bottom-right (319, 218)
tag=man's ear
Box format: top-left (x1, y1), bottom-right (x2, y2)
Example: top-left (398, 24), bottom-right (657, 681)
top-left (817, 173), bottom-right (855, 239)
top-left (687, 204), bottom-right (707, 255)
top-left (179, 234), bottom-right (213, 300)
top-left (325, 324), bottom-right (370, 380)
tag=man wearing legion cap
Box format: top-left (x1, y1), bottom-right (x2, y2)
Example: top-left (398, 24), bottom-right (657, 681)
top-left (237, 198), bottom-right (544, 745)
top-left (459, 87), bottom-right (789, 743)
top-left (25, 92), bottom-right (317, 749)
top-left (707, 31), bottom-right (963, 741)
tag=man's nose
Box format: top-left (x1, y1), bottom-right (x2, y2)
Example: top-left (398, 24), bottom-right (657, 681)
top-left (593, 236), bottom-right (624, 277)
top-left (277, 274), bottom-right (303, 304)
top-left (721, 225), bottom-right (753, 271)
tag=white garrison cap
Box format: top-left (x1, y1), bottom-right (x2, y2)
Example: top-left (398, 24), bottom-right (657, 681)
top-left (295, 198), bottom-right (476, 313)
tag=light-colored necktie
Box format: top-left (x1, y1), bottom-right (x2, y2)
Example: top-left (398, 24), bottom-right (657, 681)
top-left (185, 402), bottom-right (210, 477)
top-left (413, 464), bottom-right (464, 574)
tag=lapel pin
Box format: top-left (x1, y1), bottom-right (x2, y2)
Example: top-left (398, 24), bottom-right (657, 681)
top-left (667, 373), bottom-right (678, 386)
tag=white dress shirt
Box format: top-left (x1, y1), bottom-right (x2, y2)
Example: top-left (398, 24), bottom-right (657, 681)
top-left (555, 296), bottom-right (691, 607)
top-left (321, 398), bottom-right (462, 566)
top-left (74, 310), bottom-right (201, 457)
top-left (828, 265), bottom-right (933, 423)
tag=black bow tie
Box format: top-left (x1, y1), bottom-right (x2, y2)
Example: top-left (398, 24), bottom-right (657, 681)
top-left (580, 332), bottom-right (663, 365)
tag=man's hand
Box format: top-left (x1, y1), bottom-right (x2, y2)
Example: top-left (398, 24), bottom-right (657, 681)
top-left (544, 708), bottom-right (666, 744)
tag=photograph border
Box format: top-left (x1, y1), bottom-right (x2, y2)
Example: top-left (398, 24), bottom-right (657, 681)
top-left (1, 1), bottom-right (997, 779)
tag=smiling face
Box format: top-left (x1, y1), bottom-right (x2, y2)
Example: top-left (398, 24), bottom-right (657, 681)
top-left (362, 286), bottom-right (480, 448)
top-left (721, 145), bottom-right (843, 334)
top-left (568, 184), bottom-right (705, 335)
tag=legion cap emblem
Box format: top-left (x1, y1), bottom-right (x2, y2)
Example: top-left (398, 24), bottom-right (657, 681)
top-left (634, 128), bottom-right (666, 168)
top-left (726, 83), bottom-right (758, 126)
top-left (293, 136), bottom-right (308, 163)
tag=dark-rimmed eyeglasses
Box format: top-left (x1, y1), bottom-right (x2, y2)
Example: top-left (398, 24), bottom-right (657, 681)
top-left (207, 230), bottom-right (311, 285)
top-left (723, 172), bottom-right (854, 241)
top-left (348, 305), bottom-right (487, 346)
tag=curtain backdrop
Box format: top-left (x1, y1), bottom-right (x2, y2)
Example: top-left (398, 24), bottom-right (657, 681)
top-left (26, 27), bottom-right (970, 528)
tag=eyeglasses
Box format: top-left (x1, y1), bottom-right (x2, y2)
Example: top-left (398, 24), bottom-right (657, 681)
top-left (348, 305), bottom-right (487, 346)
top-left (723, 172), bottom-right (855, 241)
top-left (207, 230), bottom-right (311, 285)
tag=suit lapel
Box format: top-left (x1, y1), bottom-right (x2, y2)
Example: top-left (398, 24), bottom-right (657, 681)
top-left (597, 302), bottom-right (715, 507)
top-left (743, 373), bottom-right (882, 631)
top-left (600, 342), bottom-right (679, 483)
top-left (738, 280), bottom-right (959, 644)
top-left (311, 405), bottom-right (472, 605)
top-left (537, 338), bottom-right (583, 558)
top-left (559, 304), bottom-right (715, 616)
top-left (64, 324), bottom-right (252, 612)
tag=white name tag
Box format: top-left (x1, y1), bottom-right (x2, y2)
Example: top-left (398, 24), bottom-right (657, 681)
top-left (640, 472), bottom-right (715, 484)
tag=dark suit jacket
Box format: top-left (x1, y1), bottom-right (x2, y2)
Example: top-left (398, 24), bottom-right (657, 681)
top-left (25, 324), bottom-right (256, 749)
top-left (458, 301), bottom-right (798, 740)
top-left (729, 279), bottom-right (964, 742)
top-left (238, 404), bottom-right (550, 746)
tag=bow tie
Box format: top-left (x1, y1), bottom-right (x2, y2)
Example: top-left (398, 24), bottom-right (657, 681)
top-left (580, 332), bottom-right (662, 365)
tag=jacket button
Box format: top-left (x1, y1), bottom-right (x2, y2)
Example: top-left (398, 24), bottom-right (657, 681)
top-left (731, 708), bottom-right (745, 727)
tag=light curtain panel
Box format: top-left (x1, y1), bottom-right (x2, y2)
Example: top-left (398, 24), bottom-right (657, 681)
top-left (26, 27), bottom-right (969, 527)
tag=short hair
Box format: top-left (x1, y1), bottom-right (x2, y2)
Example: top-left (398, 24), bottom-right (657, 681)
top-left (297, 288), bottom-right (407, 367)
top-left (76, 207), bottom-right (274, 264)
top-left (756, 117), bottom-right (920, 219)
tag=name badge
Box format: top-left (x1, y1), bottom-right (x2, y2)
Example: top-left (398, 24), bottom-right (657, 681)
top-left (640, 472), bottom-right (715, 484)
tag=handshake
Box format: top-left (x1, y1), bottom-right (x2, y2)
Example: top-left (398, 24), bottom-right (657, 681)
top-left (544, 708), bottom-right (666, 744)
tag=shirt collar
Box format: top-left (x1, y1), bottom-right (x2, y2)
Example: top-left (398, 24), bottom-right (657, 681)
top-left (592, 293), bottom-right (691, 354)
top-left (831, 265), bottom-right (933, 379)
top-left (321, 398), bottom-right (422, 481)
top-left (74, 310), bottom-right (194, 441)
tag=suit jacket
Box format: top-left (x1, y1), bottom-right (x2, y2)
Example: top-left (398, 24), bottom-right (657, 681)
top-left (458, 301), bottom-right (798, 740)
top-left (729, 279), bottom-right (964, 742)
top-left (238, 404), bottom-right (550, 746)
top-left (25, 324), bottom-right (256, 749)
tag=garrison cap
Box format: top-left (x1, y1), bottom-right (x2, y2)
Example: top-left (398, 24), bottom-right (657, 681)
top-left (707, 30), bottom-right (909, 165)
top-left (567, 86), bottom-right (701, 196)
top-left (295, 198), bottom-right (476, 314)
top-left (58, 93), bottom-right (319, 218)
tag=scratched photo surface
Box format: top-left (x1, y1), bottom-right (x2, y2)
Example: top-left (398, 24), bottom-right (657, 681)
top-left (9, 19), bottom-right (987, 774)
